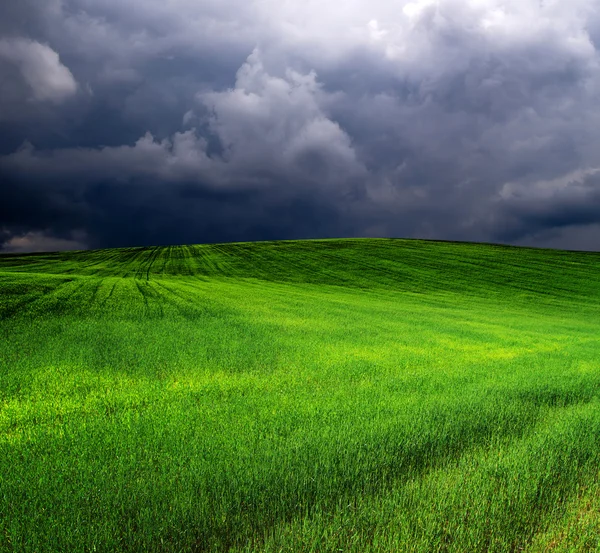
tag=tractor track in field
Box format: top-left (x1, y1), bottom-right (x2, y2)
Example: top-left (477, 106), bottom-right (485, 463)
top-left (97, 279), bottom-right (120, 310)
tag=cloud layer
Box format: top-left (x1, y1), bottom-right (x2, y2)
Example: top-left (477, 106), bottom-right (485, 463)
top-left (2, 0), bottom-right (600, 251)
top-left (0, 38), bottom-right (78, 102)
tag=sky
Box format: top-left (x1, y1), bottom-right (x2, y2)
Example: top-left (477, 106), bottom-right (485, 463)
top-left (1, 0), bottom-right (600, 252)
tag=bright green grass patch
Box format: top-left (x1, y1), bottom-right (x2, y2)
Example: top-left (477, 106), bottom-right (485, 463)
top-left (1, 238), bottom-right (600, 552)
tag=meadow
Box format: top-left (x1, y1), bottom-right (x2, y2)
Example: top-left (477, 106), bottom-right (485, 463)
top-left (1, 238), bottom-right (599, 552)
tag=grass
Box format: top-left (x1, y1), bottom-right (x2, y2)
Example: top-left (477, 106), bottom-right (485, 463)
top-left (0, 237), bottom-right (599, 552)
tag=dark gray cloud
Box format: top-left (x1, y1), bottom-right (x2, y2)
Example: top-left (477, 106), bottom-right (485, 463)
top-left (2, 0), bottom-right (600, 251)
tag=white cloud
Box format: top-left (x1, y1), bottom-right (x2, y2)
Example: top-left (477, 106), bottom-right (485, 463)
top-left (2, 131), bottom-right (214, 184)
top-left (2, 50), bottom-right (365, 192)
top-left (198, 50), bottom-right (365, 183)
top-left (0, 38), bottom-right (77, 103)
top-left (499, 167), bottom-right (600, 202)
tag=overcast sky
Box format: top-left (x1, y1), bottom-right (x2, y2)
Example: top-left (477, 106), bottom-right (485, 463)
top-left (1, 0), bottom-right (600, 252)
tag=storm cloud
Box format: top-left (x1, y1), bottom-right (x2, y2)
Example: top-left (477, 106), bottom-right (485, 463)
top-left (2, 0), bottom-right (600, 251)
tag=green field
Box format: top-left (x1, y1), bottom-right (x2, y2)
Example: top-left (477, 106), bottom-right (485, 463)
top-left (1, 238), bottom-right (600, 552)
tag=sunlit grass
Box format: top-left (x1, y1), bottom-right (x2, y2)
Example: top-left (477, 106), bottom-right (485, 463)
top-left (1, 238), bottom-right (599, 552)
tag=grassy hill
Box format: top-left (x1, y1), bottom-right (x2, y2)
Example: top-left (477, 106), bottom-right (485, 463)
top-left (1, 238), bottom-right (599, 552)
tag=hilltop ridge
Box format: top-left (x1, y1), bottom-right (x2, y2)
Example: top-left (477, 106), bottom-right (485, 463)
top-left (2, 238), bottom-right (600, 304)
